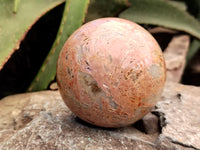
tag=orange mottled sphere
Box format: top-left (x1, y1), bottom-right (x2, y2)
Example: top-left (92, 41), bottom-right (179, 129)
top-left (57, 18), bottom-right (166, 128)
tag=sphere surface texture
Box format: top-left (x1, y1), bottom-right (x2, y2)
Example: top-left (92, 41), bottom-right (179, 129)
top-left (57, 18), bottom-right (166, 128)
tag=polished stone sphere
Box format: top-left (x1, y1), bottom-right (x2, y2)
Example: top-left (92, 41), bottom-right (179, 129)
top-left (57, 18), bottom-right (166, 128)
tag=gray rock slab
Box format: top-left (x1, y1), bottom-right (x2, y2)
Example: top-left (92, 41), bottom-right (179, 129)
top-left (0, 91), bottom-right (156, 150)
top-left (0, 82), bottom-right (200, 150)
top-left (164, 35), bottom-right (190, 83)
top-left (154, 82), bottom-right (200, 150)
top-left (134, 112), bottom-right (159, 134)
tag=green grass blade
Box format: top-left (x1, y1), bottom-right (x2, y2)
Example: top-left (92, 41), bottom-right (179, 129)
top-left (0, 0), bottom-right (64, 70)
top-left (119, 0), bottom-right (200, 40)
top-left (28, 0), bottom-right (90, 92)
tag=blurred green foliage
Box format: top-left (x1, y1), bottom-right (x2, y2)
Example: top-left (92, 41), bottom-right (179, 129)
top-left (0, 0), bottom-right (199, 98)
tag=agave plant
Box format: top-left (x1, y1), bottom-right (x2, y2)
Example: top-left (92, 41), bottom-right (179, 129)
top-left (0, 0), bottom-right (199, 98)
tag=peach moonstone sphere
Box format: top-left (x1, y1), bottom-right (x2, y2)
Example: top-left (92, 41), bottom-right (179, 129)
top-left (57, 18), bottom-right (166, 128)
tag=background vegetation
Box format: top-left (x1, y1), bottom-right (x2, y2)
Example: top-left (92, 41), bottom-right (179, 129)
top-left (0, 0), bottom-right (200, 98)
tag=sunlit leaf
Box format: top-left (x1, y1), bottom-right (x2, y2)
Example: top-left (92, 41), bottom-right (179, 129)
top-left (0, 0), bottom-right (64, 70)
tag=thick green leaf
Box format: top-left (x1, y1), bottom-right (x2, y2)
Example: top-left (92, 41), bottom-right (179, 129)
top-left (0, 0), bottom-right (64, 70)
top-left (187, 39), bottom-right (200, 63)
top-left (168, 1), bottom-right (186, 11)
top-left (28, 0), bottom-right (89, 91)
top-left (85, 0), bottom-right (129, 22)
top-left (184, 0), bottom-right (200, 64)
top-left (119, 0), bottom-right (200, 40)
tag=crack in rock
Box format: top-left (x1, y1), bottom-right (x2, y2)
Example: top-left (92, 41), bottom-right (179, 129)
top-left (154, 82), bottom-right (200, 150)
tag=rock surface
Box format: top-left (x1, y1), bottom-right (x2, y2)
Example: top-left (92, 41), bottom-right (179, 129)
top-left (134, 112), bottom-right (159, 134)
top-left (0, 82), bottom-right (200, 150)
top-left (155, 82), bottom-right (200, 150)
top-left (164, 35), bottom-right (190, 82)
